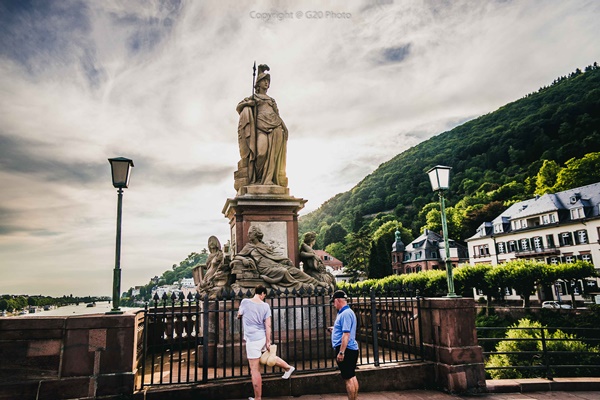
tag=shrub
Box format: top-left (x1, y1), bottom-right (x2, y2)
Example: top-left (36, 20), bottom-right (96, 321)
top-left (486, 318), bottom-right (600, 379)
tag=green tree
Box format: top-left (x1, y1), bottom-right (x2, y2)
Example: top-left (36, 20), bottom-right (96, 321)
top-left (323, 222), bottom-right (348, 248)
top-left (535, 159), bottom-right (561, 194)
top-left (368, 221), bottom-right (413, 279)
top-left (549, 261), bottom-right (597, 306)
top-left (344, 227), bottom-right (372, 282)
top-left (500, 261), bottom-right (550, 309)
top-left (553, 152), bottom-right (600, 191)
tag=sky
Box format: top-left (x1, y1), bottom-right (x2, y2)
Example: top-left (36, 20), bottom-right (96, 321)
top-left (1, 0), bottom-right (599, 297)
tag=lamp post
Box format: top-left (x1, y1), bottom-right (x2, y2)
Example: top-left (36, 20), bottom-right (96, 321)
top-left (427, 165), bottom-right (459, 298)
top-left (108, 157), bottom-right (134, 314)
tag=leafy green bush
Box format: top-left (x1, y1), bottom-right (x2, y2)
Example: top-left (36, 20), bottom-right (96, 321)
top-left (486, 318), bottom-right (600, 379)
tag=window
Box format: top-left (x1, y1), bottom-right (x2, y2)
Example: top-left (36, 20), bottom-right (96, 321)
top-left (549, 257), bottom-right (559, 265)
top-left (497, 242), bottom-right (505, 254)
top-left (475, 244), bottom-right (490, 256)
top-left (565, 255), bottom-right (575, 263)
top-left (560, 232), bottom-right (573, 246)
top-left (415, 252), bottom-right (422, 260)
top-left (431, 251), bottom-right (438, 258)
top-left (404, 253), bottom-right (411, 261)
top-left (494, 224), bottom-right (503, 233)
top-left (520, 239), bottom-right (529, 251)
top-left (508, 241), bottom-right (517, 252)
top-left (576, 230), bottom-right (588, 244)
top-left (582, 254), bottom-right (593, 263)
top-left (533, 237), bottom-right (542, 249)
top-left (570, 207), bottom-right (585, 220)
top-left (543, 213), bottom-right (557, 224)
top-left (546, 234), bottom-right (555, 248)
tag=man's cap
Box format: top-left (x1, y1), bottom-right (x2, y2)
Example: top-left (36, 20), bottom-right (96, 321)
top-left (330, 290), bottom-right (348, 303)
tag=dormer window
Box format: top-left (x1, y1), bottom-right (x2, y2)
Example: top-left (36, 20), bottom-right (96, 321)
top-left (542, 213), bottom-right (557, 224)
top-left (494, 224), bottom-right (503, 233)
top-left (570, 207), bottom-right (585, 219)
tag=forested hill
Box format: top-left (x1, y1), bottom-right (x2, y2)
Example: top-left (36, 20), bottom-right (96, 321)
top-left (299, 64), bottom-right (600, 243)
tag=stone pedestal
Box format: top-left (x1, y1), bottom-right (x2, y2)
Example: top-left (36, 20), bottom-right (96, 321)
top-left (419, 297), bottom-right (487, 394)
top-left (222, 188), bottom-right (306, 266)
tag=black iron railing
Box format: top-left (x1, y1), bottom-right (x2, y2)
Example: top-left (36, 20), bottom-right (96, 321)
top-left (477, 326), bottom-right (600, 379)
top-left (137, 286), bottom-right (423, 388)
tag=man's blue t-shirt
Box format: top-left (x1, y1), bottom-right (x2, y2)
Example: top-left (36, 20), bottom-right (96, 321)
top-left (331, 305), bottom-right (359, 350)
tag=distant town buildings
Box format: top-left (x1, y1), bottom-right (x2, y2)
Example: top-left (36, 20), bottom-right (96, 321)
top-left (314, 250), bottom-right (343, 270)
top-left (391, 229), bottom-right (469, 274)
top-left (466, 182), bottom-right (600, 299)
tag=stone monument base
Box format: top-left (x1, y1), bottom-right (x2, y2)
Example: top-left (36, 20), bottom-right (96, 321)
top-left (222, 189), bottom-right (306, 269)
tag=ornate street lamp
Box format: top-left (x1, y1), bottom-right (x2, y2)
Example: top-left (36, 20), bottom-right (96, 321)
top-left (427, 165), bottom-right (459, 298)
top-left (107, 157), bottom-right (134, 314)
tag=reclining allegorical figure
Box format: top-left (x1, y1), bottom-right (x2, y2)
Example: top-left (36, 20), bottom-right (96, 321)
top-left (232, 226), bottom-right (328, 292)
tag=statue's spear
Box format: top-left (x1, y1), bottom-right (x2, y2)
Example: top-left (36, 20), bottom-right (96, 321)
top-left (252, 61), bottom-right (256, 98)
top-left (251, 61), bottom-right (257, 183)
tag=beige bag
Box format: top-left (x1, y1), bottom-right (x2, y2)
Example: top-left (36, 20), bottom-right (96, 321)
top-left (259, 344), bottom-right (278, 366)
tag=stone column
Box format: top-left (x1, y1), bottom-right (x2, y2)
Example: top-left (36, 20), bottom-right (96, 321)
top-left (419, 297), bottom-right (486, 393)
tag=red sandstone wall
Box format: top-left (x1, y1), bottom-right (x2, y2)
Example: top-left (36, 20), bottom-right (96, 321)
top-left (0, 312), bottom-right (140, 400)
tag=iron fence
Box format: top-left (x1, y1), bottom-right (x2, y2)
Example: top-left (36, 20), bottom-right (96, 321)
top-left (137, 286), bottom-right (423, 388)
top-left (477, 326), bottom-right (600, 379)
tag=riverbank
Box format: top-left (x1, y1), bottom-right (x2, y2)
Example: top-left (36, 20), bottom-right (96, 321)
top-left (1, 301), bottom-right (140, 317)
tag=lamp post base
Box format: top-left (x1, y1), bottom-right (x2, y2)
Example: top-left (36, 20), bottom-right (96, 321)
top-left (106, 309), bottom-right (124, 315)
top-left (444, 293), bottom-right (462, 298)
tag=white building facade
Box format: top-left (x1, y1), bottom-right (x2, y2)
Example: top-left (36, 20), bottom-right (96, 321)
top-left (466, 182), bottom-right (600, 303)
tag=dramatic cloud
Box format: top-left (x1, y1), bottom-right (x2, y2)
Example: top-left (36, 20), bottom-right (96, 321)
top-left (1, 0), bottom-right (599, 296)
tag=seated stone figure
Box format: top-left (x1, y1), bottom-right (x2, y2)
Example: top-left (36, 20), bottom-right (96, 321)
top-left (193, 236), bottom-right (231, 298)
top-left (299, 232), bottom-right (336, 291)
top-left (232, 226), bottom-right (327, 292)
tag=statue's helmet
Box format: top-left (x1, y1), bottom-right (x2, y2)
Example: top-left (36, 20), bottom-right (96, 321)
top-left (254, 64), bottom-right (271, 88)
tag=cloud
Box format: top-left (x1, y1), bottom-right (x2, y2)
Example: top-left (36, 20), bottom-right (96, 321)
top-left (0, 0), bottom-right (599, 296)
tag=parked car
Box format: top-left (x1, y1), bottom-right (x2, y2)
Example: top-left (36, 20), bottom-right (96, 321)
top-left (542, 301), bottom-right (572, 309)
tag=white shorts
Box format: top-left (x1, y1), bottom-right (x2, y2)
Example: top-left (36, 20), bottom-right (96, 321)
top-left (245, 337), bottom-right (267, 359)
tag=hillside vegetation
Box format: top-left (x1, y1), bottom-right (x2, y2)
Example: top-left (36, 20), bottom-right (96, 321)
top-left (300, 64), bottom-right (600, 245)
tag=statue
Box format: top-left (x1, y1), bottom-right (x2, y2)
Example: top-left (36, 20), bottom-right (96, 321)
top-left (236, 64), bottom-right (288, 188)
top-left (193, 236), bottom-right (231, 298)
top-left (299, 232), bottom-right (336, 291)
top-left (232, 226), bottom-right (327, 292)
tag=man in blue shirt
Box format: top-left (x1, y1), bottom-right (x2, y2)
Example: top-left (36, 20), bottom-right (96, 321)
top-left (327, 290), bottom-right (359, 400)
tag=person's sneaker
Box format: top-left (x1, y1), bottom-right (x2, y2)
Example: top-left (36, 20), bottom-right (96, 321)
top-left (248, 397), bottom-right (255, 400)
top-left (282, 366), bottom-right (295, 379)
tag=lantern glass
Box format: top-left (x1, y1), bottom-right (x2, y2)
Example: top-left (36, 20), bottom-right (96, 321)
top-left (109, 157), bottom-right (134, 188)
top-left (427, 165), bottom-right (451, 191)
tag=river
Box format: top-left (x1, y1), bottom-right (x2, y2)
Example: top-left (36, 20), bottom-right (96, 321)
top-left (9, 301), bottom-right (141, 317)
